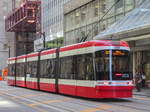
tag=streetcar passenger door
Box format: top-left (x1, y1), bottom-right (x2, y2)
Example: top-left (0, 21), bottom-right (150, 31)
top-left (55, 48), bottom-right (60, 93)
top-left (95, 50), bottom-right (110, 81)
top-left (76, 53), bottom-right (95, 98)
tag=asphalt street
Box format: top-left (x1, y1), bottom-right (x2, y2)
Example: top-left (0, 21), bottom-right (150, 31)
top-left (0, 81), bottom-right (150, 112)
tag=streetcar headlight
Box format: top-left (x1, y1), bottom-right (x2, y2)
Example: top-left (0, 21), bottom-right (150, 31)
top-left (128, 81), bottom-right (133, 86)
top-left (103, 81), bottom-right (109, 85)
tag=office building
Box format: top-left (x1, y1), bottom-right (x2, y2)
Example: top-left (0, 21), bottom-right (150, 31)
top-left (34, 0), bottom-right (71, 50)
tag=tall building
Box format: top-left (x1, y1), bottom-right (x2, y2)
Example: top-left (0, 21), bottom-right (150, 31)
top-left (34, 0), bottom-right (71, 50)
top-left (64, 0), bottom-right (150, 82)
top-left (5, 0), bottom-right (40, 56)
top-left (0, 0), bottom-right (14, 71)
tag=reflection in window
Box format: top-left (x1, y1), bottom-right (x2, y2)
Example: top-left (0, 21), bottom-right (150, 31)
top-left (16, 63), bottom-right (25, 77)
top-left (40, 59), bottom-right (56, 78)
top-left (95, 51), bottom-right (109, 80)
top-left (60, 57), bottom-right (75, 79)
top-left (112, 50), bottom-right (132, 80)
top-left (26, 61), bottom-right (37, 78)
top-left (77, 54), bottom-right (94, 80)
top-left (8, 64), bottom-right (15, 76)
top-left (60, 54), bottom-right (94, 80)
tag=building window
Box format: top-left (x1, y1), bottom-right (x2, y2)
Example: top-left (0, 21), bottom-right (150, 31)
top-left (115, 0), bottom-right (124, 9)
top-left (93, 0), bottom-right (99, 17)
top-left (75, 9), bottom-right (80, 24)
top-left (125, 0), bottom-right (134, 12)
top-left (93, 23), bottom-right (99, 36)
top-left (115, 0), bottom-right (124, 15)
top-left (101, 3), bottom-right (106, 14)
top-left (81, 6), bottom-right (86, 21)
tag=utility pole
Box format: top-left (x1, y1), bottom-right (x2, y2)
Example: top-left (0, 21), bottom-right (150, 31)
top-left (8, 46), bottom-right (10, 58)
top-left (12, 0), bottom-right (16, 10)
top-left (42, 32), bottom-right (46, 49)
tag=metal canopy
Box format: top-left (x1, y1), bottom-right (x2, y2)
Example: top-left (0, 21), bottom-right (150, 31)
top-left (94, 0), bottom-right (150, 40)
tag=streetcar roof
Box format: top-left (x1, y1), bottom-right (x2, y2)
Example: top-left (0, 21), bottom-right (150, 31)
top-left (40, 48), bottom-right (56, 56)
top-left (60, 40), bottom-right (129, 52)
top-left (8, 40), bottom-right (129, 59)
top-left (26, 52), bottom-right (39, 58)
top-left (17, 55), bottom-right (26, 59)
top-left (8, 57), bottom-right (16, 61)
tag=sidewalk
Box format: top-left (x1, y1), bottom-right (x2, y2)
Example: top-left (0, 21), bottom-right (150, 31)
top-left (133, 88), bottom-right (150, 97)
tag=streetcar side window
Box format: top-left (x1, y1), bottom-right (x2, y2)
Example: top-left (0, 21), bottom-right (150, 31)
top-left (77, 54), bottom-right (94, 80)
top-left (8, 64), bottom-right (15, 76)
top-left (16, 63), bottom-right (20, 77)
top-left (26, 61), bottom-right (37, 78)
top-left (16, 63), bottom-right (25, 77)
top-left (59, 53), bottom-right (94, 80)
top-left (32, 61), bottom-right (38, 77)
top-left (40, 59), bottom-right (56, 78)
top-left (26, 62), bottom-right (31, 77)
top-left (60, 56), bottom-right (75, 79)
top-left (40, 60), bottom-right (47, 78)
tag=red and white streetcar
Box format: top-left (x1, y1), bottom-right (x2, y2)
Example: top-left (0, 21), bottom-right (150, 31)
top-left (7, 40), bottom-right (134, 98)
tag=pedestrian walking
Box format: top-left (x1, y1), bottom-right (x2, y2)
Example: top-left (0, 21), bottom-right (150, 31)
top-left (135, 72), bottom-right (142, 92)
top-left (141, 72), bottom-right (146, 88)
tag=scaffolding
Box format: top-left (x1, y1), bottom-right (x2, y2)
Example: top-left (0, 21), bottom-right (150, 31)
top-left (5, 0), bottom-right (40, 32)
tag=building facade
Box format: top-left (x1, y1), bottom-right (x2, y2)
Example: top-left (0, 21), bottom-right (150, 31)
top-left (5, 0), bottom-right (40, 56)
top-left (0, 0), bottom-right (15, 71)
top-left (34, 0), bottom-right (71, 50)
top-left (64, 0), bottom-right (145, 45)
top-left (64, 0), bottom-right (150, 83)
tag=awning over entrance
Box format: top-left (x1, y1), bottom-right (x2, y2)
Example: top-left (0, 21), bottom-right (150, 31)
top-left (94, 0), bottom-right (150, 41)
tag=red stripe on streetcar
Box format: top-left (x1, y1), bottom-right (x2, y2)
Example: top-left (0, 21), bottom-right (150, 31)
top-left (17, 55), bottom-right (27, 60)
top-left (40, 49), bottom-right (56, 56)
top-left (27, 53), bottom-right (39, 58)
top-left (60, 40), bottom-right (129, 52)
top-left (8, 57), bottom-right (16, 61)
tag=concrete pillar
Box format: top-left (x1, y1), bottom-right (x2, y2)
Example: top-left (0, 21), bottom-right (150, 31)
top-left (133, 51), bottom-right (136, 77)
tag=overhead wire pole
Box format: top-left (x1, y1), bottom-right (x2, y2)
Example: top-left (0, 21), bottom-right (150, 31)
top-left (12, 0), bottom-right (16, 10)
top-left (80, 0), bottom-right (121, 42)
top-left (42, 32), bottom-right (46, 49)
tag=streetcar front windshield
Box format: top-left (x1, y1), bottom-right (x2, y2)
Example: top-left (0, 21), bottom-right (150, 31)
top-left (112, 50), bottom-right (132, 80)
top-left (95, 50), bottom-right (132, 80)
top-left (95, 50), bottom-right (110, 80)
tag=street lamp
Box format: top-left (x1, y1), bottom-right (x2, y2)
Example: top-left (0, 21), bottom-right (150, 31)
top-left (37, 32), bottom-right (46, 49)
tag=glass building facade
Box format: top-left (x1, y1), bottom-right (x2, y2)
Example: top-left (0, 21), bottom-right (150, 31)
top-left (41, 0), bottom-right (70, 43)
top-left (35, 0), bottom-right (71, 50)
top-left (64, 0), bottom-right (146, 45)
